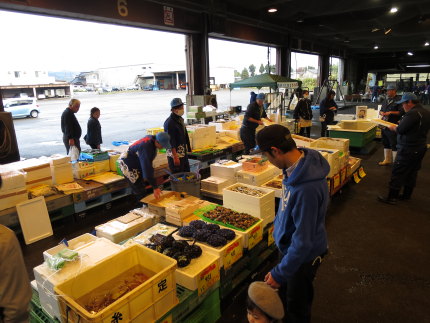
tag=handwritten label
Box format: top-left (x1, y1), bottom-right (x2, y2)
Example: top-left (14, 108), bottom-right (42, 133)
top-left (248, 224), bottom-right (262, 249)
top-left (197, 263), bottom-right (219, 296)
top-left (268, 225), bottom-right (274, 246)
top-left (163, 6), bottom-right (174, 26)
top-left (358, 167), bottom-right (366, 178)
top-left (224, 240), bottom-right (242, 269)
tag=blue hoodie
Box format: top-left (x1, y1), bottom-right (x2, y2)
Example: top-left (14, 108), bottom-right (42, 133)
top-left (271, 148), bottom-right (330, 285)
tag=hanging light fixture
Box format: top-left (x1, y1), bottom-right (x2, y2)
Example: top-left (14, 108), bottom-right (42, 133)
top-left (268, 8), bottom-right (277, 13)
top-left (390, 7), bottom-right (398, 14)
top-left (424, 41), bottom-right (430, 46)
top-left (407, 52), bottom-right (414, 56)
top-left (384, 28), bottom-right (392, 35)
top-left (374, 45), bottom-right (379, 50)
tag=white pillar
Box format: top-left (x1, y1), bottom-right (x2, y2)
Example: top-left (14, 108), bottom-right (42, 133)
top-left (176, 72), bottom-right (180, 90)
top-left (33, 87), bottom-right (37, 98)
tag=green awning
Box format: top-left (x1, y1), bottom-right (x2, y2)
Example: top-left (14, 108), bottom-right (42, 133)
top-left (229, 73), bottom-right (302, 90)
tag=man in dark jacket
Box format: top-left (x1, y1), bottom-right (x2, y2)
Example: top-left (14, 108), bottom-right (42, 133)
top-left (378, 85), bottom-right (403, 166)
top-left (164, 98), bottom-right (191, 173)
top-left (61, 98), bottom-right (82, 154)
top-left (240, 93), bottom-right (272, 154)
top-left (256, 124), bottom-right (329, 323)
top-left (319, 90), bottom-right (337, 137)
top-left (118, 132), bottom-right (171, 200)
top-left (378, 93), bottom-right (430, 204)
top-left (293, 90), bottom-right (313, 137)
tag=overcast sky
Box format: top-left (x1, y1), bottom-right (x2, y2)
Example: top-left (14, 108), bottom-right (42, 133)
top-left (0, 9), bottom-right (317, 73)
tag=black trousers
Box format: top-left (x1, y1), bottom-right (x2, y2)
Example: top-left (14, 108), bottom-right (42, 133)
top-left (167, 155), bottom-right (190, 174)
top-left (320, 119), bottom-right (335, 137)
top-left (240, 126), bottom-right (256, 155)
top-left (62, 135), bottom-right (81, 154)
top-left (389, 146), bottom-right (427, 191)
top-left (123, 175), bottom-right (147, 201)
top-left (89, 143), bottom-right (98, 149)
top-left (278, 255), bottom-right (324, 323)
top-left (299, 127), bottom-right (311, 138)
top-left (381, 128), bottom-right (398, 150)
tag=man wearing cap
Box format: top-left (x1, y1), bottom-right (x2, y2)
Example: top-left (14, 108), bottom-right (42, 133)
top-left (378, 85), bottom-right (403, 166)
top-left (378, 93), bottom-right (430, 204)
top-left (164, 98), bottom-right (191, 173)
top-left (118, 132), bottom-right (171, 200)
top-left (256, 124), bottom-right (329, 323)
top-left (240, 93), bottom-right (272, 154)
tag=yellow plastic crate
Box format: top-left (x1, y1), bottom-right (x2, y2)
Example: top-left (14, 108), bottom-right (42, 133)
top-left (146, 127), bottom-right (164, 135)
top-left (55, 244), bottom-right (177, 323)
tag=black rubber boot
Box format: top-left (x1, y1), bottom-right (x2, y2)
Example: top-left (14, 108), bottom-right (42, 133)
top-left (399, 186), bottom-right (414, 200)
top-left (377, 189), bottom-right (400, 205)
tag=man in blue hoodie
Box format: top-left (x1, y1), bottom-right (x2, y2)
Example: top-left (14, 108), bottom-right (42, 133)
top-left (256, 124), bottom-right (330, 323)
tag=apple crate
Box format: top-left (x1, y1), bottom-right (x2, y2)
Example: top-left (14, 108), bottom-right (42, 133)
top-left (313, 148), bottom-right (341, 178)
top-left (210, 160), bottom-right (242, 179)
top-left (236, 165), bottom-right (279, 187)
top-left (201, 176), bottom-right (235, 193)
top-left (55, 244), bottom-right (178, 323)
top-left (173, 231), bottom-right (243, 270)
top-left (175, 251), bottom-right (220, 295)
top-left (310, 137), bottom-right (350, 154)
top-left (241, 157), bottom-right (268, 172)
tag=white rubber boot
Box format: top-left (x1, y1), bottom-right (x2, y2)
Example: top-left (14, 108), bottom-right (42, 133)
top-left (392, 151), bottom-right (397, 163)
top-left (379, 149), bottom-right (392, 166)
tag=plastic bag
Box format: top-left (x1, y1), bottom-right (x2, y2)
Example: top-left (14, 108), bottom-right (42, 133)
top-left (69, 146), bottom-right (80, 162)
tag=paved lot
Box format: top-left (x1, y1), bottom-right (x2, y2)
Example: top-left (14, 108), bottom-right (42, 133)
top-left (12, 89), bottom-right (251, 158)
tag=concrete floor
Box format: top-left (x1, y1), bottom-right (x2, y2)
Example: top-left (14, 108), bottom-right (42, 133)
top-left (18, 106), bottom-right (430, 323)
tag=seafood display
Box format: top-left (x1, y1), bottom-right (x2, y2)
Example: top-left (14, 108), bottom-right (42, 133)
top-left (228, 185), bottom-right (266, 197)
top-left (178, 220), bottom-right (236, 247)
top-left (203, 206), bottom-right (259, 230)
top-left (264, 180), bottom-right (283, 189)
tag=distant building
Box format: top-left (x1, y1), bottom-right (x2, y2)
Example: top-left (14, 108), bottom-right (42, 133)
top-left (210, 66), bottom-right (235, 88)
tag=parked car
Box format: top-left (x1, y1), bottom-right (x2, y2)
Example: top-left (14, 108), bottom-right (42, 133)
top-left (143, 85), bottom-right (153, 91)
top-left (127, 84), bottom-right (140, 90)
top-left (3, 98), bottom-right (40, 118)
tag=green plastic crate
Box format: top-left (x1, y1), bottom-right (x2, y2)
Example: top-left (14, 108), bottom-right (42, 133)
top-left (180, 288), bottom-right (221, 323)
top-left (329, 121), bottom-right (377, 148)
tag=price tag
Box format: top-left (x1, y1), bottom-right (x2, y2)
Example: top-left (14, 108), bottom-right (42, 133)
top-left (353, 172), bottom-right (361, 183)
top-left (268, 225), bottom-right (275, 246)
top-left (223, 240), bottom-right (242, 269)
top-left (358, 167), bottom-right (366, 178)
top-left (248, 224), bottom-right (263, 250)
top-left (197, 262), bottom-right (220, 296)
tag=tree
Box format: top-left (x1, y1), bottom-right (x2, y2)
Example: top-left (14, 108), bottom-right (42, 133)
top-left (265, 64), bottom-right (276, 74)
top-left (259, 63), bottom-right (265, 74)
top-left (249, 64), bottom-right (256, 77)
top-left (241, 67), bottom-right (249, 79)
top-left (234, 70), bottom-right (240, 78)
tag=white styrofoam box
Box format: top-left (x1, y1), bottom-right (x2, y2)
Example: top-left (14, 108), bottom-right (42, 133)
top-left (8, 158), bottom-right (53, 189)
top-left (236, 165), bottom-right (280, 187)
top-left (34, 237), bottom-right (123, 320)
top-left (131, 223), bottom-right (178, 246)
top-left (313, 148), bottom-right (341, 178)
top-left (0, 187), bottom-right (28, 211)
top-left (42, 233), bottom-right (97, 263)
top-left (187, 125), bottom-right (217, 150)
top-left (50, 163), bottom-right (73, 185)
top-left (223, 183), bottom-right (275, 222)
top-left (210, 160), bottom-right (242, 179)
top-left (49, 154), bottom-right (71, 166)
top-left (0, 169), bottom-right (26, 191)
top-left (93, 159), bottom-right (110, 174)
top-left (201, 176), bottom-right (235, 193)
top-left (292, 134), bottom-right (315, 148)
top-left (310, 137), bottom-right (350, 154)
top-left (223, 129), bottom-right (241, 140)
top-left (175, 251), bottom-right (220, 291)
top-left (109, 153), bottom-right (121, 171)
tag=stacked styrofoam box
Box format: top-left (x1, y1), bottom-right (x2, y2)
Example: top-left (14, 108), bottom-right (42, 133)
top-left (310, 137), bottom-right (350, 154)
top-left (8, 158), bottom-right (52, 189)
top-left (109, 152), bottom-right (121, 171)
top-left (49, 155), bottom-right (73, 185)
top-left (210, 160), bottom-right (242, 180)
top-left (94, 159), bottom-right (110, 174)
top-left (0, 169), bottom-right (28, 211)
top-left (95, 212), bottom-right (154, 243)
top-left (201, 176), bottom-right (235, 194)
top-left (223, 183), bottom-right (275, 228)
top-left (187, 125), bottom-right (217, 150)
top-left (292, 134), bottom-right (316, 148)
top-left (224, 129), bottom-right (241, 140)
top-left (153, 151), bottom-right (168, 168)
top-left (236, 164), bottom-right (281, 187)
top-left (34, 237), bottom-right (123, 320)
top-left (72, 161), bottom-right (95, 179)
top-left (314, 148), bottom-right (341, 178)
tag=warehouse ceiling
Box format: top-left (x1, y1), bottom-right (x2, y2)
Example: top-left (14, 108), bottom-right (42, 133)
top-left (161, 0), bottom-right (430, 56)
